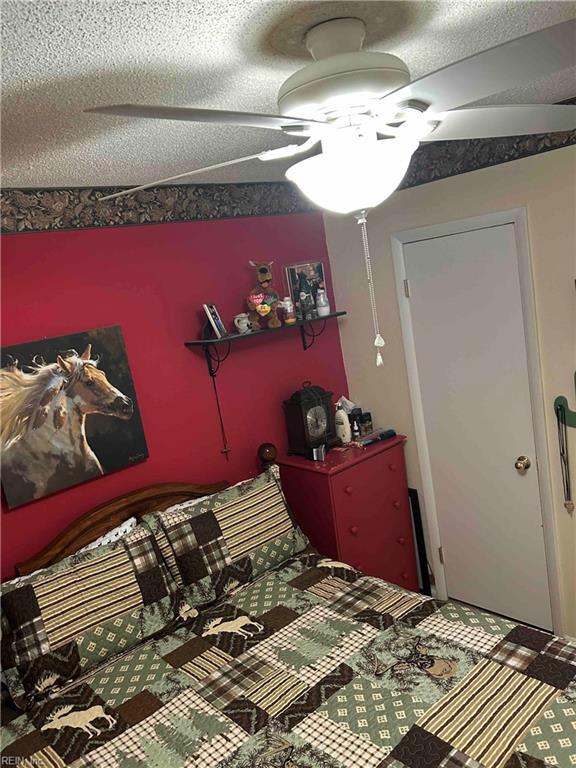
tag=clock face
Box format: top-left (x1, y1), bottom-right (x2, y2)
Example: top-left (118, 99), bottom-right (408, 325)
top-left (306, 405), bottom-right (328, 439)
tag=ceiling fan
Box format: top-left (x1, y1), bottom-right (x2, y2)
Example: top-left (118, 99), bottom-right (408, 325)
top-left (88, 16), bottom-right (576, 213)
top-left (87, 16), bottom-right (575, 367)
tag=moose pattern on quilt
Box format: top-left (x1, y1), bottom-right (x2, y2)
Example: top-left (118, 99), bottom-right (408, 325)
top-left (2, 552), bottom-right (575, 768)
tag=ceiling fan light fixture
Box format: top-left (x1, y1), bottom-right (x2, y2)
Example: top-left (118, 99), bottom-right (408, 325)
top-left (286, 136), bottom-right (417, 215)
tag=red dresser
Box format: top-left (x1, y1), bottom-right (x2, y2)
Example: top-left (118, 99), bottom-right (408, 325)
top-left (278, 436), bottom-right (419, 592)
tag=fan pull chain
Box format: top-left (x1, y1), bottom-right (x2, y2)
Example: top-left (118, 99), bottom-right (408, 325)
top-left (356, 210), bottom-right (385, 366)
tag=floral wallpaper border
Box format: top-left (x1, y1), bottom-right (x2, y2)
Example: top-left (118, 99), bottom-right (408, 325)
top-left (1, 182), bottom-right (314, 234)
top-left (2, 98), bottom-right (574, 234)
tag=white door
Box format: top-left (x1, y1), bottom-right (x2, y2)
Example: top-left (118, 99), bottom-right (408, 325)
top-left (402, 222), bottom-right (551, 629)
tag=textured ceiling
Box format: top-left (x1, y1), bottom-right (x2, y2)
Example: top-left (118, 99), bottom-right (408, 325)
top-left (2, 0), bottom-right (575, 188)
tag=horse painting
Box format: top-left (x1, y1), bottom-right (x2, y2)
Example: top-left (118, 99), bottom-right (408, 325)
top-left (0, 326), bottom-right (148, 507)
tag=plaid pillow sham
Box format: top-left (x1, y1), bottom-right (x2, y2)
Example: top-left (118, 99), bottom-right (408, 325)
top-left (6, 517), bottom-right (138, 587)
top-left (142, 466), bottom-right (309, 611)
top-left (1, 524), bottom-right (176, 710)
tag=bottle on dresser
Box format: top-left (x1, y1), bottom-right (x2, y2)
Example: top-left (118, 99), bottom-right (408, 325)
top-left (334, 403), bottom-right (352, 444)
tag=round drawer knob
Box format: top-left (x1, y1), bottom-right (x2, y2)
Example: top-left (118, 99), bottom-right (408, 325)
top-left (344, 485), bottom-right (353, 495)
top-left (349, 525), bottom-right (359, 535)
top-left (388, 463), bottom-right (397, 472)
top-left (393, 501), bottom-right (401, 509)
top-left (397, 537), bottom-right (406, 545)
top-left (401, 571), bottom-right (409, 580)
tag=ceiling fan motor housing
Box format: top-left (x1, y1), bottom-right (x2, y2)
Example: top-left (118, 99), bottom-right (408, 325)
top-left (278, 52), bottom-right (410, 120)
top-left (278, 18), bottom-right (410, 119)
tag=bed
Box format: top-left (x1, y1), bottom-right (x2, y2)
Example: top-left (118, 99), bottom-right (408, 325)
top-left (1, 468), bottom-right (574, 768)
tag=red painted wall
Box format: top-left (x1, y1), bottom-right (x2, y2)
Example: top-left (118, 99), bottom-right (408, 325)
top-left (1, 213), bottom-right (348, 580)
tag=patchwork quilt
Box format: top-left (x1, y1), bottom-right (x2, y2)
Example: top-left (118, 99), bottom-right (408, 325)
top-left (1, 553), bottom-right (575, 768)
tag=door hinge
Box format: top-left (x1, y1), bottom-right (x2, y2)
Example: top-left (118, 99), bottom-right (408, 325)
top-left (403, 279), bottom-right (411, 298)
top-left (438, 546), bottom-right (444, 565)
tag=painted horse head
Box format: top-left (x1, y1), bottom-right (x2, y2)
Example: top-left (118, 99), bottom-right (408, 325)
top-left (1, 343), bottom-right (136, 505)
top-left (58, 344), bottom-right (133, 419)
top-left (0, 344), bottom-right (132, 450)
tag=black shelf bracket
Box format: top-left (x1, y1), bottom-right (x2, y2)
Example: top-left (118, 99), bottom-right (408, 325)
top-left (300, 319), bottom-right (327, 351)
top-left (186, 311), bottom-right (346, 378)
top-left (202, 340), bottom-right (231, 378)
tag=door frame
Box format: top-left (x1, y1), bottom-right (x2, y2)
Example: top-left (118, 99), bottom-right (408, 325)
top-left (391, 208), bottom-right (563, 634)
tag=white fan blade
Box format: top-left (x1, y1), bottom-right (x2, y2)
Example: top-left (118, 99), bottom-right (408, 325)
top-left (96, 138), bottom-right (318, 201)
top-left (422, 104), bottom-right (576, 141)
top-left (85, 103), bottom-right (323, 133)
top-left (381, 19), bottom-right (576, 113)
top-left (259, 136), bottom-right (320, 161)
top-left (97, 152), bottom-right (264, 201)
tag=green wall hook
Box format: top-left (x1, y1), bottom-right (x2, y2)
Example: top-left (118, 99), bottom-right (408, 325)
top-left (554, 372), bottom-right (576, 428)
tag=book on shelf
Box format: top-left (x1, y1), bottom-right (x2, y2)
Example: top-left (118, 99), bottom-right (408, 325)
top-left (202, 303), bottom-right (228, 338)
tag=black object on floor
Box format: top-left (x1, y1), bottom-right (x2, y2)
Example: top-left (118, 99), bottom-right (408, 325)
top-left (409, 487), bottom-right (431, 596)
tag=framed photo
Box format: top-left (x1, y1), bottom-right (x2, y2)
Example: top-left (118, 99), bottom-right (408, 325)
top-left (203, 303), bottom-right (228, 338)
top-left (285, 261), bottom-right (327, 317)
top-left (0, 325), bottom-right (148, 508)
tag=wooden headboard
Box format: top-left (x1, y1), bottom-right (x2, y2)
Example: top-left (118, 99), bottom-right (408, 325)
top-left (15, 481), bottom-right (229, 577)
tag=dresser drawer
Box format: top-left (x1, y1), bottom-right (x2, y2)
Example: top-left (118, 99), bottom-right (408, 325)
top-left (337, 518), bottom-right (418, 591)
top-left (331, 445), bottom-right (419, 589)
top-left (331, 444), bottom-right (408, 534)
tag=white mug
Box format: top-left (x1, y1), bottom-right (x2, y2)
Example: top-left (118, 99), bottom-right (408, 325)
top-left (234, 313), bottom-right (253, 334)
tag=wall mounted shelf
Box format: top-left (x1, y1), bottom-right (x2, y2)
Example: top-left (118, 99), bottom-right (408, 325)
top-left (185, 311), bottom-right (347, 377)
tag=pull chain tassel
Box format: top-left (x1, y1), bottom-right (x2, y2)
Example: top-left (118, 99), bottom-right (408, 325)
top-left (356, 210), bottom-right (385, 366)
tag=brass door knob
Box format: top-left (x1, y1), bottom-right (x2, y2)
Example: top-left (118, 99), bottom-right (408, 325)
top-left (515, 455), bottom-right (531, 473)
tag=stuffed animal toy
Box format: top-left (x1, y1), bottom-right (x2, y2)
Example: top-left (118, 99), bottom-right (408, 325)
top-left (247, 261), bottom-right (281, 329)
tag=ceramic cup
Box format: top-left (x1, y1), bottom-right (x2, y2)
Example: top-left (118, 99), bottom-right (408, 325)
top-left (234, 313), bottom-right (253, 334)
